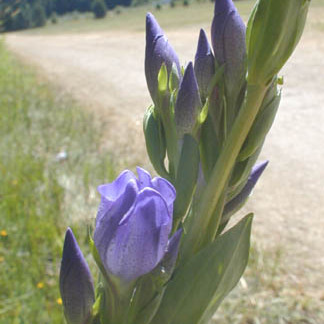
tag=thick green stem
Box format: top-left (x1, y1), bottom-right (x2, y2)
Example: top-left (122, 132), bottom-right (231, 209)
top-left (181, 84), bottom-right (267, 259)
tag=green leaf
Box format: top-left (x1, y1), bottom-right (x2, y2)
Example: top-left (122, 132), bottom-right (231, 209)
top-left (238, 90), bottom-right (281, 161)
top-left (197, 98), bottom-right (209, 125)
top-left (143, 106), bottom-right (169, 179)
top-left (173, 134), bottom-right (200, 225)
top-left (153, 214), bottom-right (253, 324)
top-left (158, 63), bottom-right (168, 94)
top-left (169, 62), bottom-right (180, 93)
top-left (227, 144), bottom-right (263, 204)
top-left (199, 114), bottom-right (220, 180)
top-left (207, 64), bottom-right (225, 97)
top-left (247, 0), bottom-right (310, 85)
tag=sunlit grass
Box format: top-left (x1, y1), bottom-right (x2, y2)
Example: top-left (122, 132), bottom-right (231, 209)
top-left (0, 41), bottom-right (114, 323)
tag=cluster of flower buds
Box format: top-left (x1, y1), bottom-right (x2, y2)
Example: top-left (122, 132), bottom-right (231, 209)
top-left (59, 0), bottom-right (309, 323)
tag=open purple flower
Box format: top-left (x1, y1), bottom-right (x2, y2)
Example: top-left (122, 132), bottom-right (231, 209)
top-left (145, 13), bottom-right (181, 104)
top-left (94, 167), bottom-right (178, 283)
top-left (60, 228), bottom-right (95, 324)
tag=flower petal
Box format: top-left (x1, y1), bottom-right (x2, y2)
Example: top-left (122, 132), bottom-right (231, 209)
top-left (94, 180), bottom-right (139, 268)
top-left (105, 188), bottom-right (172, 282)
top-left (151, 176), bottom-right (176, 216)
top-left (136, 166), bottom-right (152, 189)
top-left (96, 170), bottom-right (137, 225)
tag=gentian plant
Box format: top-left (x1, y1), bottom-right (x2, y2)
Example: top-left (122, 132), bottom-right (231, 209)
top-left (59, 0), bottom-right (310, 323)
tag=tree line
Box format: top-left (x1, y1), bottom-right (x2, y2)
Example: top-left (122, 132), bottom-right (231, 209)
top-left (0, 0), bottom-right (132, 32)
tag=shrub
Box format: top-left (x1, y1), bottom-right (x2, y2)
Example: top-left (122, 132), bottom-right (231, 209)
top-left (92, 0), bottom-right (107, 19)
top-left (155, 3), bottom-right (162, 10)
top-left (170, 0), bottom-right (176, 8)
top-left (183, 0), bottom-right (189, 6)
top-left (6, 4), bottom-right (32, 31)
top-left (50, 12), bottom-right (57, 24)
top-left (114, 5), bottom-right (122, 14)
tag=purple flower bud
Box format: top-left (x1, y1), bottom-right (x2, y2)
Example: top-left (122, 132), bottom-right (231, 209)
top-left (194, 29), bottom-right (215, 101)
top-left (94, 167), bottom-right (177, 282)
top-left (224, 161), bottom-right (268, 217)
top-left (175, 62), bottom-right (202, 138)
top-left (60, 228), bottom-right (95, 324)
top-left (211, 0), bottom-right (246, 92)
top-left (145, 13), bottom-right (181, 104)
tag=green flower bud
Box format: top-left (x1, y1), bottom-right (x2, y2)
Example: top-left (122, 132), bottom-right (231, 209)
top-left (247, 0), bottom-right (310, 85)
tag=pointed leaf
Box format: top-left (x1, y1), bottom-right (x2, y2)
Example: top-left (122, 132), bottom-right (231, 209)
top-left (153, 214), bottom-right (253, 324)
top-left (238, 91), bottom-right (280, 161)
top-left (143, 106), bottom-right (169, 179)
top-left (173, 134), bottom-right (200, 224)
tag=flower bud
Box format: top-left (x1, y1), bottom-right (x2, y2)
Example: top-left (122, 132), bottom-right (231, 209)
top-left (194, 29), bottom-right (215, 101)
top-left (223, 160), bottom-right (268, 218)
top-left (211, 0), bottom-right (246, 95)
top-left (247, 0), bottom-right (310, 85)
top-left (60, 228), bottom-right (95, 324)
top-left (175, 62), bottom-right (202, 138)
top-left (145, 13), bottom-right (181, 104)
top-left (94, 167), bottom-right (177, 283)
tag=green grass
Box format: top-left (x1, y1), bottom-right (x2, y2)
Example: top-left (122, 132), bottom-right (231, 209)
top-left (0, 41), bottom-right (115, 323)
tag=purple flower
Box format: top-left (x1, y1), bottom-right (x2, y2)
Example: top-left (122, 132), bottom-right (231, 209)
top-left (211, 0), bottom-right (246, 91)
top-left (145, 12), bottom-right (181, 104)
top-left (224, 161), bottom-right (268, 217)
top-left (175, 62), bottom-right (202, 138)
top-left (94, 167), bottom-right (178, 282)
top-left (60, 228), bottom-right (95, 324)
top-left (194, 29), bottom-right (215, 101)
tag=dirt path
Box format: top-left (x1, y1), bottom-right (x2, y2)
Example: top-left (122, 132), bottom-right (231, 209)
top-left (5, 23), bottom-right (324, 298)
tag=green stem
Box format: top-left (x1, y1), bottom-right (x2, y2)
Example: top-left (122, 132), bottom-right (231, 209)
top-left (181, 84), bottom-right (267, 259)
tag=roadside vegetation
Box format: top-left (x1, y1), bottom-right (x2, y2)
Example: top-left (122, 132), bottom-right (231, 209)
top-left (0, 41), bottom-right (115, 322)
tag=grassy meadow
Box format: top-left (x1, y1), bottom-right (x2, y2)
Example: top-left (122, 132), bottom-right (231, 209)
top-left (1, 0), bottom-right (324, 323)
top-left (0, 41), bottom-right (115, 323)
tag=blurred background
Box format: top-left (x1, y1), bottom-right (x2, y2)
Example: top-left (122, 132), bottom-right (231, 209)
top-left (0, 0), bottom-right (323, 323)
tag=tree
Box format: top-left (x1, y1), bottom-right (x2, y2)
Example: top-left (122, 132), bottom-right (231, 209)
top-left (92, 0), bottom-right (107, 18)
top-left (32, 2), bottom-right (46, 27)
